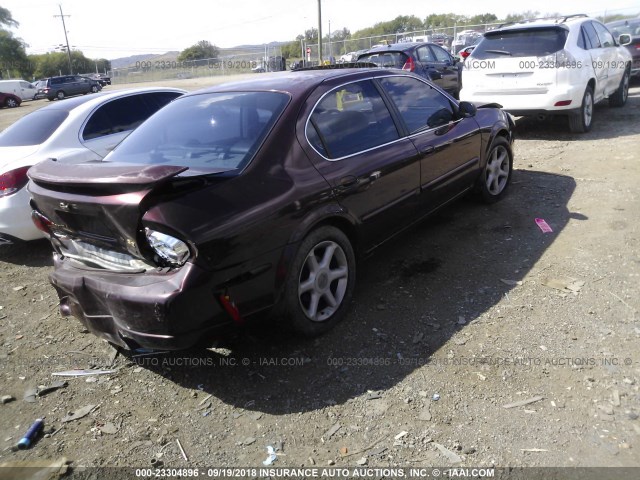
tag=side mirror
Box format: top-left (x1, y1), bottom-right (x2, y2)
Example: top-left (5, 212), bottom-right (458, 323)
top-left (619, 34), bottom-right (632, 46)
top-left (457, 101), bottom-right (477, 118)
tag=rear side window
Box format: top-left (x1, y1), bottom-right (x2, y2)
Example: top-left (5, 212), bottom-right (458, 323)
top-left (430, 45), bottom-right (452, 63)
top-left (106, 92), bottom-right (288, 171)
top-left (581, 22), bottom-right (602, 49)
top-left (0, 110), bottom-right (68, 146)
top-left (473, 27), bottom-right (568, 58)
top-left (379, 76), bottom-right (454, 133)
top-left (83, 92), bottom-right (182, 141)
top-left (308, 80), bottom-right (399, 159)
top-left (357, 52), bottom-right (408, 68)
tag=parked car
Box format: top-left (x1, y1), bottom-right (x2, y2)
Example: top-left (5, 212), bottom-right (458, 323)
top-left (82, 73), bottom-right (111, 87)
top-left (0, 88), bottom-right (185, 244)
top-left (451, 30), bottom-right (483, 55)
top-left (0, 79), bottom-right (39, 101)
top-left (606, 18), bottom-right (640, 76)
top-left (0, 91), bottom-right (21, 108)
top-left (459, 45), bottom-right (476, 61)
top-left (357, 43), bottom-right (463, 97)
top-left (32, 80), bottom-right (48, 100)
top-left (28, 68), bottom-right (514, 350)
top-left (461, 14), bottom-right (633, 133)
top-left (41, 75), bottom-right (102, 101)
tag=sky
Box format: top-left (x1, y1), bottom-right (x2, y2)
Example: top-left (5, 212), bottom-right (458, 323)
top-left (3, 0), bottom-right (640, 60)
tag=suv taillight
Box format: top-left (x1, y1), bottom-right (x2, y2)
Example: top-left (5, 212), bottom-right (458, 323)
top-left (402, 56), bottom-right (415, 72)
top-left (538, 49), bottom-right (577, 68)
top-left (0, 166), bottom-right (31, 197)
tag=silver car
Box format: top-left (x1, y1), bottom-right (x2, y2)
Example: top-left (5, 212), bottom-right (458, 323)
top-left (0, 87), bottom-right (185, 243)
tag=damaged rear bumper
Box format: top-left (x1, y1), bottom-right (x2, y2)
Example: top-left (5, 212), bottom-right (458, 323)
top-left (49, 253), bottom-right (235, 350)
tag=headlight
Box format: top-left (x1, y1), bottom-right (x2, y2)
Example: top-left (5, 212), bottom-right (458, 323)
top-left (145, 228), bottom-right (190, 267)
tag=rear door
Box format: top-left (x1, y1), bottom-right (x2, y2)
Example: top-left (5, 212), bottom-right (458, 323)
top-left (301, 78), bottom-right (421, 251)
top-left (377, 75), bottom-right (482, 211)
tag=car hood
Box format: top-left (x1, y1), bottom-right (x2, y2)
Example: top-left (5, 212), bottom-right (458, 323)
top-left (0, 145), bottom-right (41, 171)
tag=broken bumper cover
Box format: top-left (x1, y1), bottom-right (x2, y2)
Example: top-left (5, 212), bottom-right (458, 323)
top-left (49, 253), bottom-right (234, 350)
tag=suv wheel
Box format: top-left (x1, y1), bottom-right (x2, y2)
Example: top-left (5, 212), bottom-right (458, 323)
top-left (281, 226), bottom-right (356, 337)
top-left (568, 85), bottom-right (593, 133)
top-left (56, 91), bottom-right (65, 100)
top-left (609, 68), bottom-right (630, 107)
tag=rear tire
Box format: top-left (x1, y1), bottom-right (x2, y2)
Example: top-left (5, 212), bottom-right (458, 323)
top-left (281, 226), bottom-right (356, 337)
top-left (5, 98), bottom-right (18, 108)
top-left (609, 68), bottom-right (630, 107)
top-left (568, 85), bottom-right (593, 133)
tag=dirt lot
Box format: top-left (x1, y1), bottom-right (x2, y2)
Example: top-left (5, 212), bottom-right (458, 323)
top-left (0, 77), bottom-right (639, 479)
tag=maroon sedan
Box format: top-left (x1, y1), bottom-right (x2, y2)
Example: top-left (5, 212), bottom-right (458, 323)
top-left (0, 91), bottom-right (21, 108)
top-left (28, 68), bottom-right (515, 350)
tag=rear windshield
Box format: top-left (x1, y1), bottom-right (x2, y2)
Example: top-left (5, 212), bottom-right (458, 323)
top-left (104, 91), bottom-right (289, 172)
top-left (0, 110), bottom-right (69, 146)
top-left (472, 27), bottom-right (568, 59)
top-left (357, 51), bottom-right (408, 68)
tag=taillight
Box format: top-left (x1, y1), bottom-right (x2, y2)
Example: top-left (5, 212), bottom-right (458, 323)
top-left (0, 166), bottom-right (31, 197)
top-left (461, 50), bottom-right (471, 59)
top-left (402, 56), bottom-right (415, 72)
top-left (31, 210), bottom-right (54, 234)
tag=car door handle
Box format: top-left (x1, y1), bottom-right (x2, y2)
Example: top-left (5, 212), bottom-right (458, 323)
top-left (339, 175), bottom-right (359, 187)
top-left (420, 145), bottom-right (435, 155)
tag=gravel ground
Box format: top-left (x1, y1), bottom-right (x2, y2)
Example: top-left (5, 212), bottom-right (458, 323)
top-left (1, 77), bottom-right (639, 479)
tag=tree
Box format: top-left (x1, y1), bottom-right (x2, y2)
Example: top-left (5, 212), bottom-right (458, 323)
top-left (503, 11), bottom-right (540, 24)
top-left (178, 40), bottom-right (219, 62)
top-left (0, 7), bottom-right (30, 79)
top-left (0, 6), bottom-right (19, 28)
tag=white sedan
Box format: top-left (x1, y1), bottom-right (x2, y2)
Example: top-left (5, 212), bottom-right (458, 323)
top-left (0, 87), bottom-right (185, 243)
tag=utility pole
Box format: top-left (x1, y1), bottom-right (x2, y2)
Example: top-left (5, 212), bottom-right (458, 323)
top-left (54, 4), bottom-right (73, 74)
top-left (317, 0), bottom-right (323, 64)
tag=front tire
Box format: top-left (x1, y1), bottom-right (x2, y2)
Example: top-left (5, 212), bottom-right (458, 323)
top-left (568, 85), bottom-right (594, 133)
top-left (609, 68), bottom-right (630, 107)
top-left (56, 91), bottom-right (65, 100)
top-left (90, 85), bottom-right (99, 93)
top-left (477, 136), bottom-right (513, 203)
top-left (281, 226), bottom-right (356, 337)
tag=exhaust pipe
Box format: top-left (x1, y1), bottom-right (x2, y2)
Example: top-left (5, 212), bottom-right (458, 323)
top-left (537, 114), bottom-right (547, 121)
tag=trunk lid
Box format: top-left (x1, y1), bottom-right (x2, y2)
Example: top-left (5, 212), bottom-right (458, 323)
top-left (28, 159), bottom-right (229, 271)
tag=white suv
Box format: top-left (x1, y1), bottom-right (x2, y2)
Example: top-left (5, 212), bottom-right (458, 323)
top-left (460, 14), bottom-right (633, 133)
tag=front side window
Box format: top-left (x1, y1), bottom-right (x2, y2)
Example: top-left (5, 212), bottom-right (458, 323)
top-left (105, 92), bottom-right (288, 172)
top-left (592, 21), bottom-right (615, 48)
top-left (473, 27), bottom-right (568, 58)
top-left (378, 76), bottom-right (454, 133)
top-left (307, 80), bottom-right (399, 159)
top-left (430, 45), bottom-right (452, 63)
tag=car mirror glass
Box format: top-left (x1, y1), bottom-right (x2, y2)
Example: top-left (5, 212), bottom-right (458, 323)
top-left (618, 34), bottom-right (631, 46)
top-left (457, 101), bottom-right (477, 118)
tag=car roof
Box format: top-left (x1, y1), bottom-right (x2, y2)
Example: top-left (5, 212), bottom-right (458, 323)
top-left (33, 87), bottom-right (187, 113)
top-left (493, 14), bottom-right (593, 32)
top-left (187, 68), bottom-right (400, 96)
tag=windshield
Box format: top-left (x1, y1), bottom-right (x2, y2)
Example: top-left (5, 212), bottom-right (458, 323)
top-left (357, 51), bottom-right (408, 68)
top-left (472, 27), bottom-right (568, 59)
top-left (0, 110), bottom-right (69, 147)
top-left (105, 91), bottom-right (289, 172)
